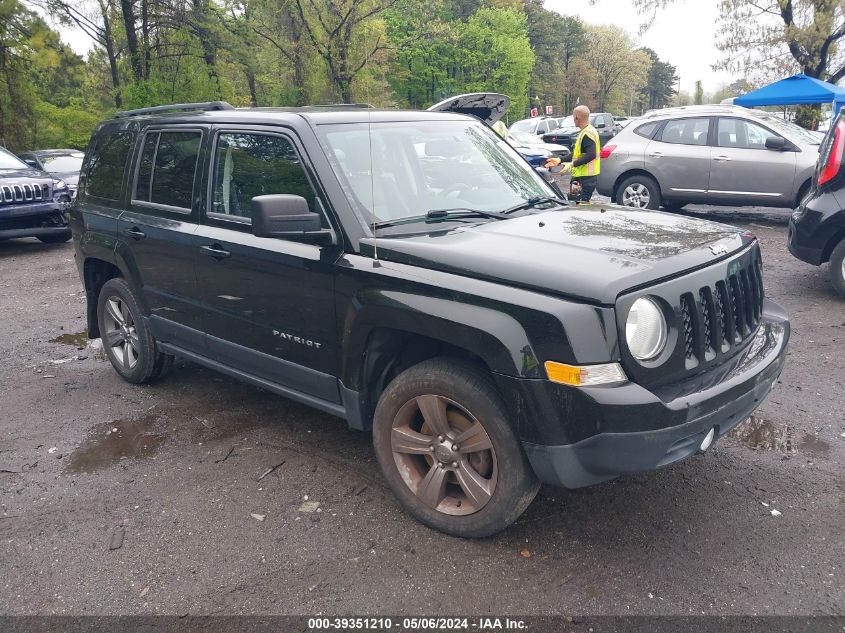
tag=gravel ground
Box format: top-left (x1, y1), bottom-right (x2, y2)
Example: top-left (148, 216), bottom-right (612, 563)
top-left (0, 205), bottom-right (843, 616)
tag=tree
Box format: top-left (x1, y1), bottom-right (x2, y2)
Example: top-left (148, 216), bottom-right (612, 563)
top-left (291, 0), bottom-right (395, 103)
top-left (581, 25), bottom-right (651, 112)
top-left (694, 79), bottom-right (703, 105)
top-left (639, 46), bottom-right (676, 111)
top-left (632, 0), bottom-right (845, 83)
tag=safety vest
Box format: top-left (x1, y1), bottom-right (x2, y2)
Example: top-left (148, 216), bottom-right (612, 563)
top-left (572, 124), bottom-right (601, 178)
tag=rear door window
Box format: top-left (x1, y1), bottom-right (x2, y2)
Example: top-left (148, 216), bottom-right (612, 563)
top-left (85, 131), bottom-right (132, 201)
top-left (658, 118), bottom-right (710, 146)
top-left (133, 130), bottom-right (202, 211)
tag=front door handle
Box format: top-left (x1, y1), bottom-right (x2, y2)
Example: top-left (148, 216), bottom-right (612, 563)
top-left (199, 244), bottom-right (231, 260)
top-left (713, 155), bottom-right (731, 162)
top-left (122, 227), bottom-right (146, 241)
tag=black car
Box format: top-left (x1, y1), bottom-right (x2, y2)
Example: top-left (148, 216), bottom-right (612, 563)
top-left (542, 112), bottom-right (618, 148)
top-left (0, 146), bottom-right (72, 243)
top-left (788, 108), bottom-right (845, 298)
top-left (18, 148), bottom-right (85, 199)
top-left (71, 100), bottom-right (789, 537)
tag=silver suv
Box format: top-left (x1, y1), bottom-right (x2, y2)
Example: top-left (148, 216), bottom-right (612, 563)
top-left (597, 105), bottom-right (820, 210)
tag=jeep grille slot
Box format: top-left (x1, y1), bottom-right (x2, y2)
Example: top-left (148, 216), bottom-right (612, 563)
top-left (680, 257), bottom-right (764, 365)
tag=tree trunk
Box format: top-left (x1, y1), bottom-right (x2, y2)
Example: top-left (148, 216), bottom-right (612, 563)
top-left (101, 7), bottom-right (122, 108)
top-left (119, 0), bottom-right (143, 81)
top-left (245, 67), bottom-right (257, 106)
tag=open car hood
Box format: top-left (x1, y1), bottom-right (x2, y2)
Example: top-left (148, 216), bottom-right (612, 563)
top-left (427, 93), bottom-right (510, 125)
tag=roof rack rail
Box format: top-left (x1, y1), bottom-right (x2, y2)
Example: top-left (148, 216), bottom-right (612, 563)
top-left (307, 103), bottom-right (374, 109)
top-left (115, 101), bottom-right (235, 118)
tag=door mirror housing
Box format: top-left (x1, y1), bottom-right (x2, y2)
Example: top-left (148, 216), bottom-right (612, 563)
top-left (23, 159), bottom-right (38, 168)
top-left (251, 194), bottom-right (332, 243)
top-left (765, 136), bottom-right (786, 150)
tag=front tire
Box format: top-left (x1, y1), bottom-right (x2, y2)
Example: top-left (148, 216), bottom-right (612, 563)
top-left (616, 174), bottom-right (661, 210)
top-left (829, 240), bottom-right (845, 299)
top-left (96, 278), bottom-right (173, 384)
top-left (372, 358), bottom-right (539, 538)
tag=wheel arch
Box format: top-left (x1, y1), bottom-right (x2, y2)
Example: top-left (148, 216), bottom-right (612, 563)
top-left (339, 292), bottom-right (543, 430)
top-left (612, 168), bottom-right (662, 202)
top-left (83, 258), bottom-right (122, 338)
top-left (821, 228), bottom-right (845, 264)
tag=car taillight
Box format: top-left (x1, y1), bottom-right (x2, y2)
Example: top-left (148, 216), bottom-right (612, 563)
top-left (600, 144), bottom-right (616, 159)
top-left (818, 120), bottom-right (845, 185)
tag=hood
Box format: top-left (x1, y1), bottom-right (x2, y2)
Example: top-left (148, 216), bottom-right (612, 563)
top-left (0, 167), bottom-right (52, 181)
top-left (51, 171), bottom-right (79, 186)
top-left (366, 206), bottom-right (753, 304)
top-left (427, 93), bottom-right (510, 125)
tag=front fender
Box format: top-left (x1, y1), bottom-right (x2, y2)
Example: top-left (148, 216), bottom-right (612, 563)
top-left (341, 288), bottom-right (542, 391)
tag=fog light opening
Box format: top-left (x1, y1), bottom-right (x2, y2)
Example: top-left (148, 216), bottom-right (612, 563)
top-left (699, 427), bottom-right (716, 453)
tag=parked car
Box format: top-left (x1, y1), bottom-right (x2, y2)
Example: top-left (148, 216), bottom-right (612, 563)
top-left (509, 115), bottom-right (562, 136)
top-left (18, 149), bottom-right (85, 199)
top-left (0, 146), bottom-right (72, 243)
top-left (788, 107), bottom-right (845, 298)
top-left (507, 131), bottom-right (572, 161)
top-left (71, 98), bottom-right (789, 537)
top-left (542, 113), bottom-right (618, 149)
top-left (597, 105), bottom-right (821, 211)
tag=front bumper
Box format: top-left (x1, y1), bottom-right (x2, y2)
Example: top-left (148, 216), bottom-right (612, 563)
top-left (521, 300), bottom-right (789, 488)
top-left (0, 204), bottom-right (69, 240)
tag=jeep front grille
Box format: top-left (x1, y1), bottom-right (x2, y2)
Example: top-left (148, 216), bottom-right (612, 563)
top-left (0, 182), bottom-right (50, 204)
top-left (681, 256), bottom-right (764, 365)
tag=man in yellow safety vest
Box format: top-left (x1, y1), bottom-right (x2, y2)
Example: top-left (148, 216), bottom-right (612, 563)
top-left (564, 105), bottom-right (601, 203)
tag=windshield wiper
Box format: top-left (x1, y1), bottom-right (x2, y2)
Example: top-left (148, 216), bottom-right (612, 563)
top-left (373, 207), bottom-right (507, 230)
top-left (501, 196), bottom-right (567, 215)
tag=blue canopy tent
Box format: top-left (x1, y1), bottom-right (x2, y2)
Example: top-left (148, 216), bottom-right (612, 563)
top-left (734, 73), bottom-right (845, 115)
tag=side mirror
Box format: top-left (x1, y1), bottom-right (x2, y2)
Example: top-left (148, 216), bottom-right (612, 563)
top-left (251, 194), bottom-right (332, 243)
top-left (765, 136), bottom-right (786, 150)
top-left (23, 159), bottom-right (37, 168)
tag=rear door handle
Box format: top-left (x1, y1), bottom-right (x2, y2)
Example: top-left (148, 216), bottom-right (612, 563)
top-left (122, 227), bottom-right (146, 240)
top-left (199, 244), bottom-right (231, 260)
top-left (713, 155), bottom-right (731, 162)
top-left (648, 151), bottom-right (663, 158)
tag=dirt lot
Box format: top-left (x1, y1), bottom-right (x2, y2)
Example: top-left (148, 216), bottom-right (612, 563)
top-left (1, 205), bottom-right (843, 616)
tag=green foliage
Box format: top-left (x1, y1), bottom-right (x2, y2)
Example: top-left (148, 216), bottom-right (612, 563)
top-left (2, 0), bottom-right (677, 152)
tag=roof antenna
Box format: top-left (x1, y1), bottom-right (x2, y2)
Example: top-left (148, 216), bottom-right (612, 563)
top-left (364, 27), bottom-right (380, 268)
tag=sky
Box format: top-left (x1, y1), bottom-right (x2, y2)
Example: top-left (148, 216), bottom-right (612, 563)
top-left (47, 0), bottom-right (734, 95)
top-left (549, 0), bottom-right (734, 94)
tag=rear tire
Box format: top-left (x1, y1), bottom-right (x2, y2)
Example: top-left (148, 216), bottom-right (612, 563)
top-left (616, 174), bottom-right (661, 210)
top-left (372, 358), bottom-right (540, 538)
top-left (38, 231), bottom-right (71, 244)
top-left (96, 278), bottom-right (173, 383)
top-left (829, 240), bottom-right (845, 299)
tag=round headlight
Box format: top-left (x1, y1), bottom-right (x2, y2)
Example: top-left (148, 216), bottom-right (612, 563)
top-left (53, 179), bottom-right (67, 190)
top-left (626, 297), bottom-right (667, 361)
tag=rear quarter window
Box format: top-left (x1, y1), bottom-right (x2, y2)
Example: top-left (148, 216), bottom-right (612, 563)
top-left (84, 131), bottom-right (132, 201)
top-left (634, 121), bottom-right (660, 139)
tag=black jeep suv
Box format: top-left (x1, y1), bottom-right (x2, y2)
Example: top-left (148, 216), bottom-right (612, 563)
top-left (0, 146), bottom-right (72, 243)
top-left (71, 99), bottom-right (790, 537)
top-left (788, 107), bottom-right (845, 298)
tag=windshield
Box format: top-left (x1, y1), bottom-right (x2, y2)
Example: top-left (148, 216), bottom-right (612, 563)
top-left (0, 147), bottom-right (29, 170)
top-left (758, 115), bottom-right (821, 145)
top-left (509, 119), bottom-right (535, 132)
top-left (555, 115), bottom-right (575, 129)
top-left (316, 119), bottom-right (555, 230)
top-left (509, 131), bottom-right (538, 145)
top-left (40, 153), bottom-right (85, 172)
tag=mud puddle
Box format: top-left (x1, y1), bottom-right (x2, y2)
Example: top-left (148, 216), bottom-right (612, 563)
top-left (65, 414), bottom-right (166, 474)
top-left (51, 331), bottom-right (105, 360)
top-left (51, 331), bottom-right (89, 348)
top-left (729, 415), bottom-right (831, 457)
